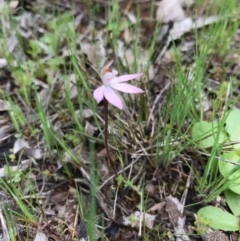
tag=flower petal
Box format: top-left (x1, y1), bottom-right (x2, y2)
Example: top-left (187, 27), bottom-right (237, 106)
top-left (104, 87), bottom-right (123, 109)
top-left (93, 85), bottom-right (105, 103)
top-left (101, 60), bottom-right (114, 79)
top-left (111, 83), bottom-right (144, 94)
top-left (101, 60), bottom-right (113, 72)
top-left (112, 73), bottom-right (142, 84)
top-left (102, 71), bottom-right (117, 85)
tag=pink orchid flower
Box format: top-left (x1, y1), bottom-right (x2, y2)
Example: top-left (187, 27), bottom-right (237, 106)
top-left (93, 60), bottom-right (144, 109)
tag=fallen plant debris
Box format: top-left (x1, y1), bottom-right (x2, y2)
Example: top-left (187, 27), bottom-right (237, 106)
top-left (0, 0), bottom-right (240, 240)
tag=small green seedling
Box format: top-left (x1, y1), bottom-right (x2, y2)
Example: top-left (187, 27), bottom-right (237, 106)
top-left (218, 151), bottom-right (240, 194)
top-left (192, 110), bottom-right (240, 194)
top-left (196, 206), bottom-right (240, 232)
top-left (191, 121), bottom-right (227, 149)
top-left (5, 167), bottom-right (22, 184)
top-left (224, 109), bottom-right (240, 150)
top-left (218, 110), bottom-right (240, 194)
top-left (192, 109), bottom-right (240, 232)
top-left (224, 189), bottom-right (240, 216)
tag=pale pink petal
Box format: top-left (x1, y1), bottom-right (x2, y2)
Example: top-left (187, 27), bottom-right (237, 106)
top-left (111, 73), bottom-right (142, 84)
top-left (103, 60), bottom-right (114, 70)
top-left (104, 87), bottom-right (123, 109)
top-left (111, 83), bottom-right (144, 94)
top-left (93, 85), bottom-right (105, 103)
top-left (112, 69), bottom-right (118, 76)
top-left (100, 60), bottom-right (113, 78)
top-left (102, 72), bottom-right (116, 85)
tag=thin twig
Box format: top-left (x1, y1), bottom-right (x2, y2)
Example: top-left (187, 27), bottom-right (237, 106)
top-left (112, 185), bottom-right (119, 219)
top-left (220, 81), bottom-right (231, 121)
top-left (180, 166), bottom-right (193, 215)
top-left (197, 150), bottom-right (240, 166)
top-left (147, 81), bottom-right (171, 128)
top-left (98, 156), bottom-right (142, 190)
top-left (0, 207), bottom-right (10, 241)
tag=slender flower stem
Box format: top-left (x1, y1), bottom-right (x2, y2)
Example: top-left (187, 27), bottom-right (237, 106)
top-left (103, 98), bottom-right (118, 176)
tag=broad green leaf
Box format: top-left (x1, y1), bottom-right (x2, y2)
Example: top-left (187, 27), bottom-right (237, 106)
top-left (225, 189), bottom-right (240, 216)
top-left (197, 206), bottom-right (240, 231)
top-left (192, 121), bottom-right (226, 148)
top-left (219, 151), bottom-right (240, 194)
top-left (225, 109), bottom-right (240, 149)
